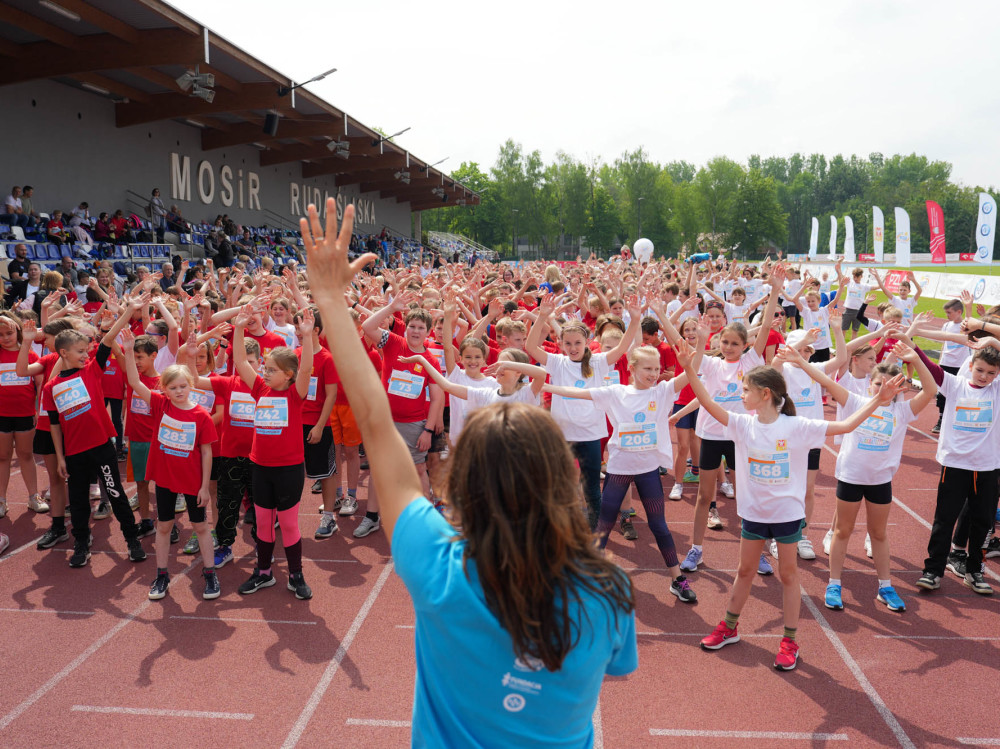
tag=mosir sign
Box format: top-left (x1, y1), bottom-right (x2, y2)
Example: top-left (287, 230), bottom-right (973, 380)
top-left (170, 153), bottom-right (262, 210)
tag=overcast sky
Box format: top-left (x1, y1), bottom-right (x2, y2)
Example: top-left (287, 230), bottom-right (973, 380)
top-left (170, 0), bottom-right (998, 187)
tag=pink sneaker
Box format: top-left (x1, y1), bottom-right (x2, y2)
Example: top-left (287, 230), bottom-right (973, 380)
top-left (774, 636), bottom-right (800, 671)
top-left (701, 620), bottom-right (740, 650)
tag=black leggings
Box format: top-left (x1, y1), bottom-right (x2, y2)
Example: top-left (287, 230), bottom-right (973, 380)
top-left (216, 456), bottom-right (253, 547)
top-left (925, 467), bottom-right (999, 576)
top-left (105, 398), bottom-right (124, 452)
top-left (66, 440), bottom-right (137, 543)
top-left (597, 470), bottom-right (680, 569)
top-left (936, 365), bottom-right (960, 415)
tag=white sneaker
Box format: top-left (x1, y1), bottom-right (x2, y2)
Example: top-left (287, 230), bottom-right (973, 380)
top-left (338, 496), bottom-right (359, 516)
top-left (797, 538), bottom-right (816, 560)
top-left (175, 495), bottom-right (186, 513)
top-left (719, 481), bottom-right (735, 498)
top-left (668, 483), bottom-right (683, 501)
top-left (89, 484), bottom-right (101, 500)
top-left (353, 515), bottom-right (381, 538)
top-left (28, 494), bottom-right (50, 513)
top-left (823, 528), bottom-right (834, 555)
top-left (128, 494), bottom-right (139, 511)
top-left (864, 533), bottom-right (872, 559)
top-left (767, 539), bottom-right (779, 558)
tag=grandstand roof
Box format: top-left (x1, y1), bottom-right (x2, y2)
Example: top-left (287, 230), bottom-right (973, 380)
top-left (0, 0), bottom-right (480, 213)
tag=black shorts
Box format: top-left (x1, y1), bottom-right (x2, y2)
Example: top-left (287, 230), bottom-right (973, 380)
top-left (671, 402), bottom-right (699, 430)
top-left (700, 438), bottom-right (735, 471)
top-left (836, 480), bottom-right (893, 505)
top-left (0, 415), bottom-right (35, 433)
top-left (210, 456), bottom-right (223, 482)
top-left (302, 424), bottom-right (335, 479)
top-left (809, 348), bottom-right (831, 363)
top-left (33, 429), bottom-right (56, 456)
top-left (155, 486), bottom-right (207, 523)
top-left (808, 447), bottom-right (821, 471)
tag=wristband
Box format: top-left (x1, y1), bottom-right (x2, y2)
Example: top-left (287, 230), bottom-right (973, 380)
top-left (423, 427), bottom-right (434, 434)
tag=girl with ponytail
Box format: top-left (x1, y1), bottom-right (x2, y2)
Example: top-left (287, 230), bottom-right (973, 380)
top-left (674, 339), bottom-right (905, 672)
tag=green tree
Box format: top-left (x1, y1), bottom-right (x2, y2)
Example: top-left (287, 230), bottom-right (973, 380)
top-left (728, 169), bottom-right (788, 260)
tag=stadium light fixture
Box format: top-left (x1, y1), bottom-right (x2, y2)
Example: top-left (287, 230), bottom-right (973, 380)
top-left (371, 127), bottom-right (410, 147)
top-left (176, 68), bottom-right (215, 93)
top-left (38, 0), bottom-right (80, 22)
top-left (191, 84), bottom-right (216, 103)
top-left (278, 67), bottom-right (337, 97)
top-left (326, 139), bottom-right (350, 152)
top-left (420, 157), bottom-right (449, 172)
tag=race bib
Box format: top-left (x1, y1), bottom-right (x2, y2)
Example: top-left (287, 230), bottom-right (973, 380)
top-left (229, 391), bottom-right (256, 428)
top-left (307, 376), bottom-right (318, 401)
top-left (52, 377), bottom-right (91, 420)
top-left (714, 382), bottom-right (742, 404)
top-left (856, 407), bottom-right (894, 451)
top-left (0, 363), bottom-right (29, 387)
top-left (388, 369), bottom-right (424, 400)
top-left (130, 393), bottom-right (151, 416)
top-left (955, 398), bottom-right (993, 433)
top-left (847, 286), bottom-right (863, 304)
top-left (158, 414), bottom-right (197, 456)
top-left (748, 448), bottom-right (790, 485)
top-left (618, 419), bottom-right (657, 452)
top-left (604, 370), bottom-right (621, 385)
top-left (189, 387), bottom-right (215, 410)
top-left (254, 396), bottom-right (289, 434)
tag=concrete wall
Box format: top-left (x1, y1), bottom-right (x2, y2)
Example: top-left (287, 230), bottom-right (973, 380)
top-left (0, 80), bottom-right (413, 236)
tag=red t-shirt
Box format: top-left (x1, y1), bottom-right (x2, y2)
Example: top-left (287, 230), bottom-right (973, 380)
top-left (250, 376), bottom-right (304, 467)
top-left (35, 352), bottom-right (60, 431)
top-left (0, 347), bottom-right (39, 417)
top-left (299, 345), bottom-right (336, 426)
top-left (656, 342), bottom-right (678, 380)
top-left (327, 336), bottom-right (382, 407)
top-left (146, 391), bottom-right (217, 495)
top-left (225, 329), bottom-right (286, 374)
top-left (379, 332), bottom-right (441, 423)
top-left (102, 352), bottom-right (127, 400)
top-left (125, 372), bottom-right (161, 443)
top-left (766, 328), bottom-right (785, 352)
top-left (582, 312), bottom-right (598, 331)
top-left (42, 356), bottom-right (116, 455)
top-left (209, 373), bottom-right (255, 458)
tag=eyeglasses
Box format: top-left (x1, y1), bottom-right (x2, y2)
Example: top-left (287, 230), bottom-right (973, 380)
top-left (262, 367), bottom-right (283, 376)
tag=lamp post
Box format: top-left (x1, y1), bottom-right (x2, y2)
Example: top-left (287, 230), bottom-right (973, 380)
top-left (512, 208), bottom-right (519, 257)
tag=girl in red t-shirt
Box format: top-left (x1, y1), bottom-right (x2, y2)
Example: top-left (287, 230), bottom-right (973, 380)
top-left (122, 332), bottom-right (219, 601)
top-left (232, 306), bottom-right (315, 601)
top-left (0, 313), bottom-right (42, 517)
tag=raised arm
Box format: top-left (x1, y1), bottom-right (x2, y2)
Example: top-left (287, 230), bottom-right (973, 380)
top-left (604, 297), bottom-right (642, 365)
top-left (398, 354), bottom-right (469, 399)
top-left (119, 329), bottom-right (152, 403)
top-left (753, 263), bottom-right (785, 358)
top-left (231, 311), bottom-right (258, 388)
top-left (774, 344), bottom-right (849, 406)
top-left (524, 294), bottom-right (555, 365)
top-left (674, 339), bottom-right (730, 427)
top-left (153, 297), bottom-right (180, 355)
top-left (543, 383), bottom-right (594, 400)
top-left (15, 320), bottom-right (46, 377)
top-left (827, 375), bottom-right (906, 435)
top-left (294, 309), bottom-right (315, 400)
top-left (492, 360), bottom-right (548, 396)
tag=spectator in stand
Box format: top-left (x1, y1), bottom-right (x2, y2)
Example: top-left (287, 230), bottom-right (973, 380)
top-left (6, 244), bottom-right (30, 282)
top-left (6, 262), bottom-right (43, 307)
top-left (21, 186), bottom-right (40, 226)
top-left (148, 188), bottom-right (167, 242)
top-left (69, 201), bottom-right (91, 229)
top-left (3, 186), bottom-right (31, 228)
top-left (166, 205), bottom-right (189, 234)
top-left (110, 209), bottom-right (131, 245)
top-left (24, 270), bottom-right (65, 317)
top-left (235, 228), bottom-right (257, 256)
top-left (46, 210), bottom-right (71, 246)
top-left (222, 215), bottom-right (238, 236)
top-left (160, 262), bottom-right (176, 292)
top-left (58, 256), bottom-right (79, 288)
top-left (94, 212), bottom-right (114, 243)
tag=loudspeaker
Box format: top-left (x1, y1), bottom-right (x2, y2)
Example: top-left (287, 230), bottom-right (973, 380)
top-left (263, 113), bottom-right (280, 137)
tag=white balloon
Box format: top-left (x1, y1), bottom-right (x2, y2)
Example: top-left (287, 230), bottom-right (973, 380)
top-left (634, 237), bottom-right (654, 263)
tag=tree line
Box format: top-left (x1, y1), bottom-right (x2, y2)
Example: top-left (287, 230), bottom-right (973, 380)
top-left (422, 142), bottom-right (996, 261)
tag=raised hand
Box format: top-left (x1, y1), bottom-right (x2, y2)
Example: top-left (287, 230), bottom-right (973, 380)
top-left (876, 374), bottom-right (906, 404)
top-left (673, 338), bottom-right (695, 370)
top-left (801, 327), bottom-right (820, 347)
top-left (299, 307), bottom-right (315, 336)
top-left (118, 327), bottom-right (135, 351)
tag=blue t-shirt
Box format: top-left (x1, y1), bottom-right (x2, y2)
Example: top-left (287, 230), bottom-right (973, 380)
top-left (392, 499), bottom-right (637, 749)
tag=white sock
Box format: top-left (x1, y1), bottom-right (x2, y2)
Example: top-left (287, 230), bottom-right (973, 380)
top-left (829, 578), bottom-right (841, 587)
top-left (878, 579), bottom-right (891, 589)
top-left (692, 544), bottom-right (703, 552)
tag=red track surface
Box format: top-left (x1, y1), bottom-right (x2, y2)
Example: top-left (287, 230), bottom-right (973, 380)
top-left (1, 400), bottom-right (997, 748)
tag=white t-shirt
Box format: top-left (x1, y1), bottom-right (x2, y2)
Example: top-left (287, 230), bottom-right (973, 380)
top-left (844, 282), bottom-right (870, 310)
top-left (800, 306), bottom-right (831, 350)
top-left (447, 367), bottom-right (498, 442)
top-left (4, 195), bottom-right (22, 213)
top-left (545, 352), bottom-right (613, 441)
top-left (835, 391), bottom-right (916, 485)
top-left (153, 345), bottom-right (176, 373)
top-left (266, 320), bottom-right (298, 348)
top-left (695, 350), bottom-right (765, 441)
top-left (835, 370), bottom-right (871, 445)
top-left (890, 296), bottom-right (916, 325)
top-left (465, 384), bottom-right (540, 411)
top-left (936, 372), bottom-right (1000, 471)
top-left (590, 381), bottom-right (678, 476)
top-left (783, 364), bottom-right (824, 421)
top-left (782, 280), bottom-right (802, 305)
top-left (725, 302), bottom-right (749, 326)
top-left (723, 413), bottom-right (828, 523)
top-left (939, 321), bottom-right (970, 369)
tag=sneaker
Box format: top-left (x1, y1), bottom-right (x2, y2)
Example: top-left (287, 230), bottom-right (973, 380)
top-left (0, 499), bottom-right (7, 518)
top-left (669, 575), bottom-right (697, 603)
top-left (767, 539), bottom-right (779, 558)
top-left (658, 466), bottom-right (668, 476)
top-left (707, 506), bottom-right (724, 530)
top-left (128, 494), bottom-right (139, 511)
top-left (916, 571), bottom-right (940, 590)
top-left (876, 585), bottom-right (906, 612)
top-left (315, 513), bottom-right (339, 539)
top-left (169, 525), bottom-right (179, 544)
top-left (338, 496), bottom-right (359, 516)
top-left (719, 481), bottom-right (735, 498)
top-left (353, 515), bottom-right (381, 538)
top-left (148, 574), bottom-right (169, 600)
top-left (930, 417), bottom-right (941, 435)
top-left (797, 538), bottom-right (816, 560)
top-left (175, 495), bottom-right (186, 513)
top-left (823, 528), bottom-right (834, 555)
top-left (701, 620), bottom-right (740, 650)
top-left (946, 550), bottom-right (968, 579)
top-left (211, 529), bottom-right (218, 550)
top-left (774, 637), bottom-right (800, 671)
top-left (311, 479), bottom-right (323, 494)
top-left (964, 572), bottom-right (993, 595)
top-left (984, 537), bottom-right (1000, 559)
top-left (238, 569), bottom-right (276, 595)
top-left (27, 494), bottom-right (50, 513)
top-left (182, 533), bottom-right (200, 555)
top-left (864, 533), bottom-right (872, 559)
top-left (287, 571), bottom-right (313, 600)
top-left (0, 533), bottom-right (8, 556)
top-left (757, 553), bottom-right (774, 576)
top-left (214, 545), bottom-right (233, 568)
top-left (69, 538), bottom-right (91, 568)
top-left (203, 570), bottom-right (221, 600)
top-left (620, 516), bottom-right (638, 541)
top-left (127, 538), bottom-right (147, 562)
top-left (37, 526), bottom-right (70, 549)
top-left (117, 448), bottom-right (128, 463)
top-left (825, 583), bottom-right (844, 610)
top-left (679, 546), bottom-right (702, 572)
top-left (89, 484), bottom-right (101, 500)
top-left (93, 501), bottom-right (111, 520)
top-left (682, 470), bottom-right (698, 483)
top-left (668, 483), bottom-right (683, 501)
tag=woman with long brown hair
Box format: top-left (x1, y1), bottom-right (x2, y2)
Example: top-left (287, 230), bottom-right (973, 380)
top-left (303, 198), bottom-right (637, 746)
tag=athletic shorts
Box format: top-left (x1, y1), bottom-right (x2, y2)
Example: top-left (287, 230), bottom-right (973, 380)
top-left (427, 407), bottom-right (449, 454)
top-left (395, 420), bottom-right (429, 465)
top-left (741, 517), bottom-right (805, 543)
top-left (329, 403), bottom-right (361, 447)
top-left (700, 438), bottom-right (735, 471)
top-left (836, 480), bottom-right (892, 505)
top-left (809, 348), bottom-right (831, 363)
top-left (156, 489), bottom-right (206, 524)
top-left (671, 402), bottom-right (699, 430)
top-left (808, 447), bottom-right (821, 471)
top-left (783, 304), bottom-right (799, 321)
top-left (130, 440), bottom-right (151, 482)
top-left (0, 415), bottom-right (35, 433)
top-left (33, 429), bottom-right (55, 456)
top-left (302, 424), bottom-right (335, 479)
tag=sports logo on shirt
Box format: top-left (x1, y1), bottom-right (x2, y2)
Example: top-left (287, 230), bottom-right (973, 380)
top-left (648, 401), bottom-right (656, 412)
top-left (503, 694), bottom-right (526, 713)
top-left (776, 440), bottom-right (787, 451)
top-left (634, 413), bottom-right (646, 423)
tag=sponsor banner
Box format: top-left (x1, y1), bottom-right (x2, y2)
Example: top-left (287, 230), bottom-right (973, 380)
top-left (976, 192), bottom-right (997, 265)
top-left (859, 253), bottom-right (875, 261)
top-left (829, 215), bottom-right (837, 257)
top-left (873, 206), bottom-right (885, 263)
top-left (793, 263), bottom-right (1000, 304)
top-left (809, 217), bottom-right (819, 259)
top-left (960, 253), bottom-right (976, 262)
top-left (894, 207), bottom-right (911, 268)
top-left (926, 200), bottom-right (947, 263)
top-left (844, 216), bottom-right (856, 262)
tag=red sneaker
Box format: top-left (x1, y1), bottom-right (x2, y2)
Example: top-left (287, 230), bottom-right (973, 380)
top-left (701, 620), bottom-right (740, 650)
top-left (774, 636), bottom-right (800, 671)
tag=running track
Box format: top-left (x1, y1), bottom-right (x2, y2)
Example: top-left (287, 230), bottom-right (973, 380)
top-left (0, 401), bottom-right (997, 748)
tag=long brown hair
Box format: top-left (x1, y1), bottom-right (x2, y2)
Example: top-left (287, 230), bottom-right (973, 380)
top-left (744, 365), bottom-right (796, 416)
top-left (560, 321), bottom-right (593, 378)
top-left (446, 402), bottom-right (634, 671)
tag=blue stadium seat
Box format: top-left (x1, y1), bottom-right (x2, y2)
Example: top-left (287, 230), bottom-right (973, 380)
top-left (47, 244), bottom-right (61, 260)
top-left (113, 245), bottom-right (127, 259)
top-left (60, 245), bottom-right (73, 259)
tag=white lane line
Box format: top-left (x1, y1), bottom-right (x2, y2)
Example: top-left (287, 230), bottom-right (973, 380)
top-left (958, 739), bottom-right (1000, 746)
top-left (649, 729), bottom-right (848, 740)
top-left (907, 425), bottom-right (937, 441)
top-left (0, 607), bottom-right (93, 616)
top-left (281, 561), bottom-right (395, 749)
top-left (593, 699), bottom-right (604, 749)
top-left (0, 534), bottom-right (48, 565)
top-left (800, 589), bottom-right (916, 749)
top-left (394, 624), bottom-right (414, 629)
top-left (170, 615), bottom-right (316, 626)
top-left (875, 635), bottom-right (1000, 641)
top-left (0, 558), bottom-right (201, 733)
top-left (71, 705), bottom-right (253, 720)
top-left (345, 718), bottom-right (411, 728)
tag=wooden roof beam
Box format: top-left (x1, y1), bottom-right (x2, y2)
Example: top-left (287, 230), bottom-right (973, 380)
top-left (45, 0), bottom-right (140, 43)
top-left (302, 153), bottom-right (406, 179)
top-left (71, 73), bottom-right (149, 102)
top-left (203, 118), bottom-right (342, 151)
top-left (115, 82), bottom-right (282, 128)
top-left (4, 5), bottom-right (85, 49)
